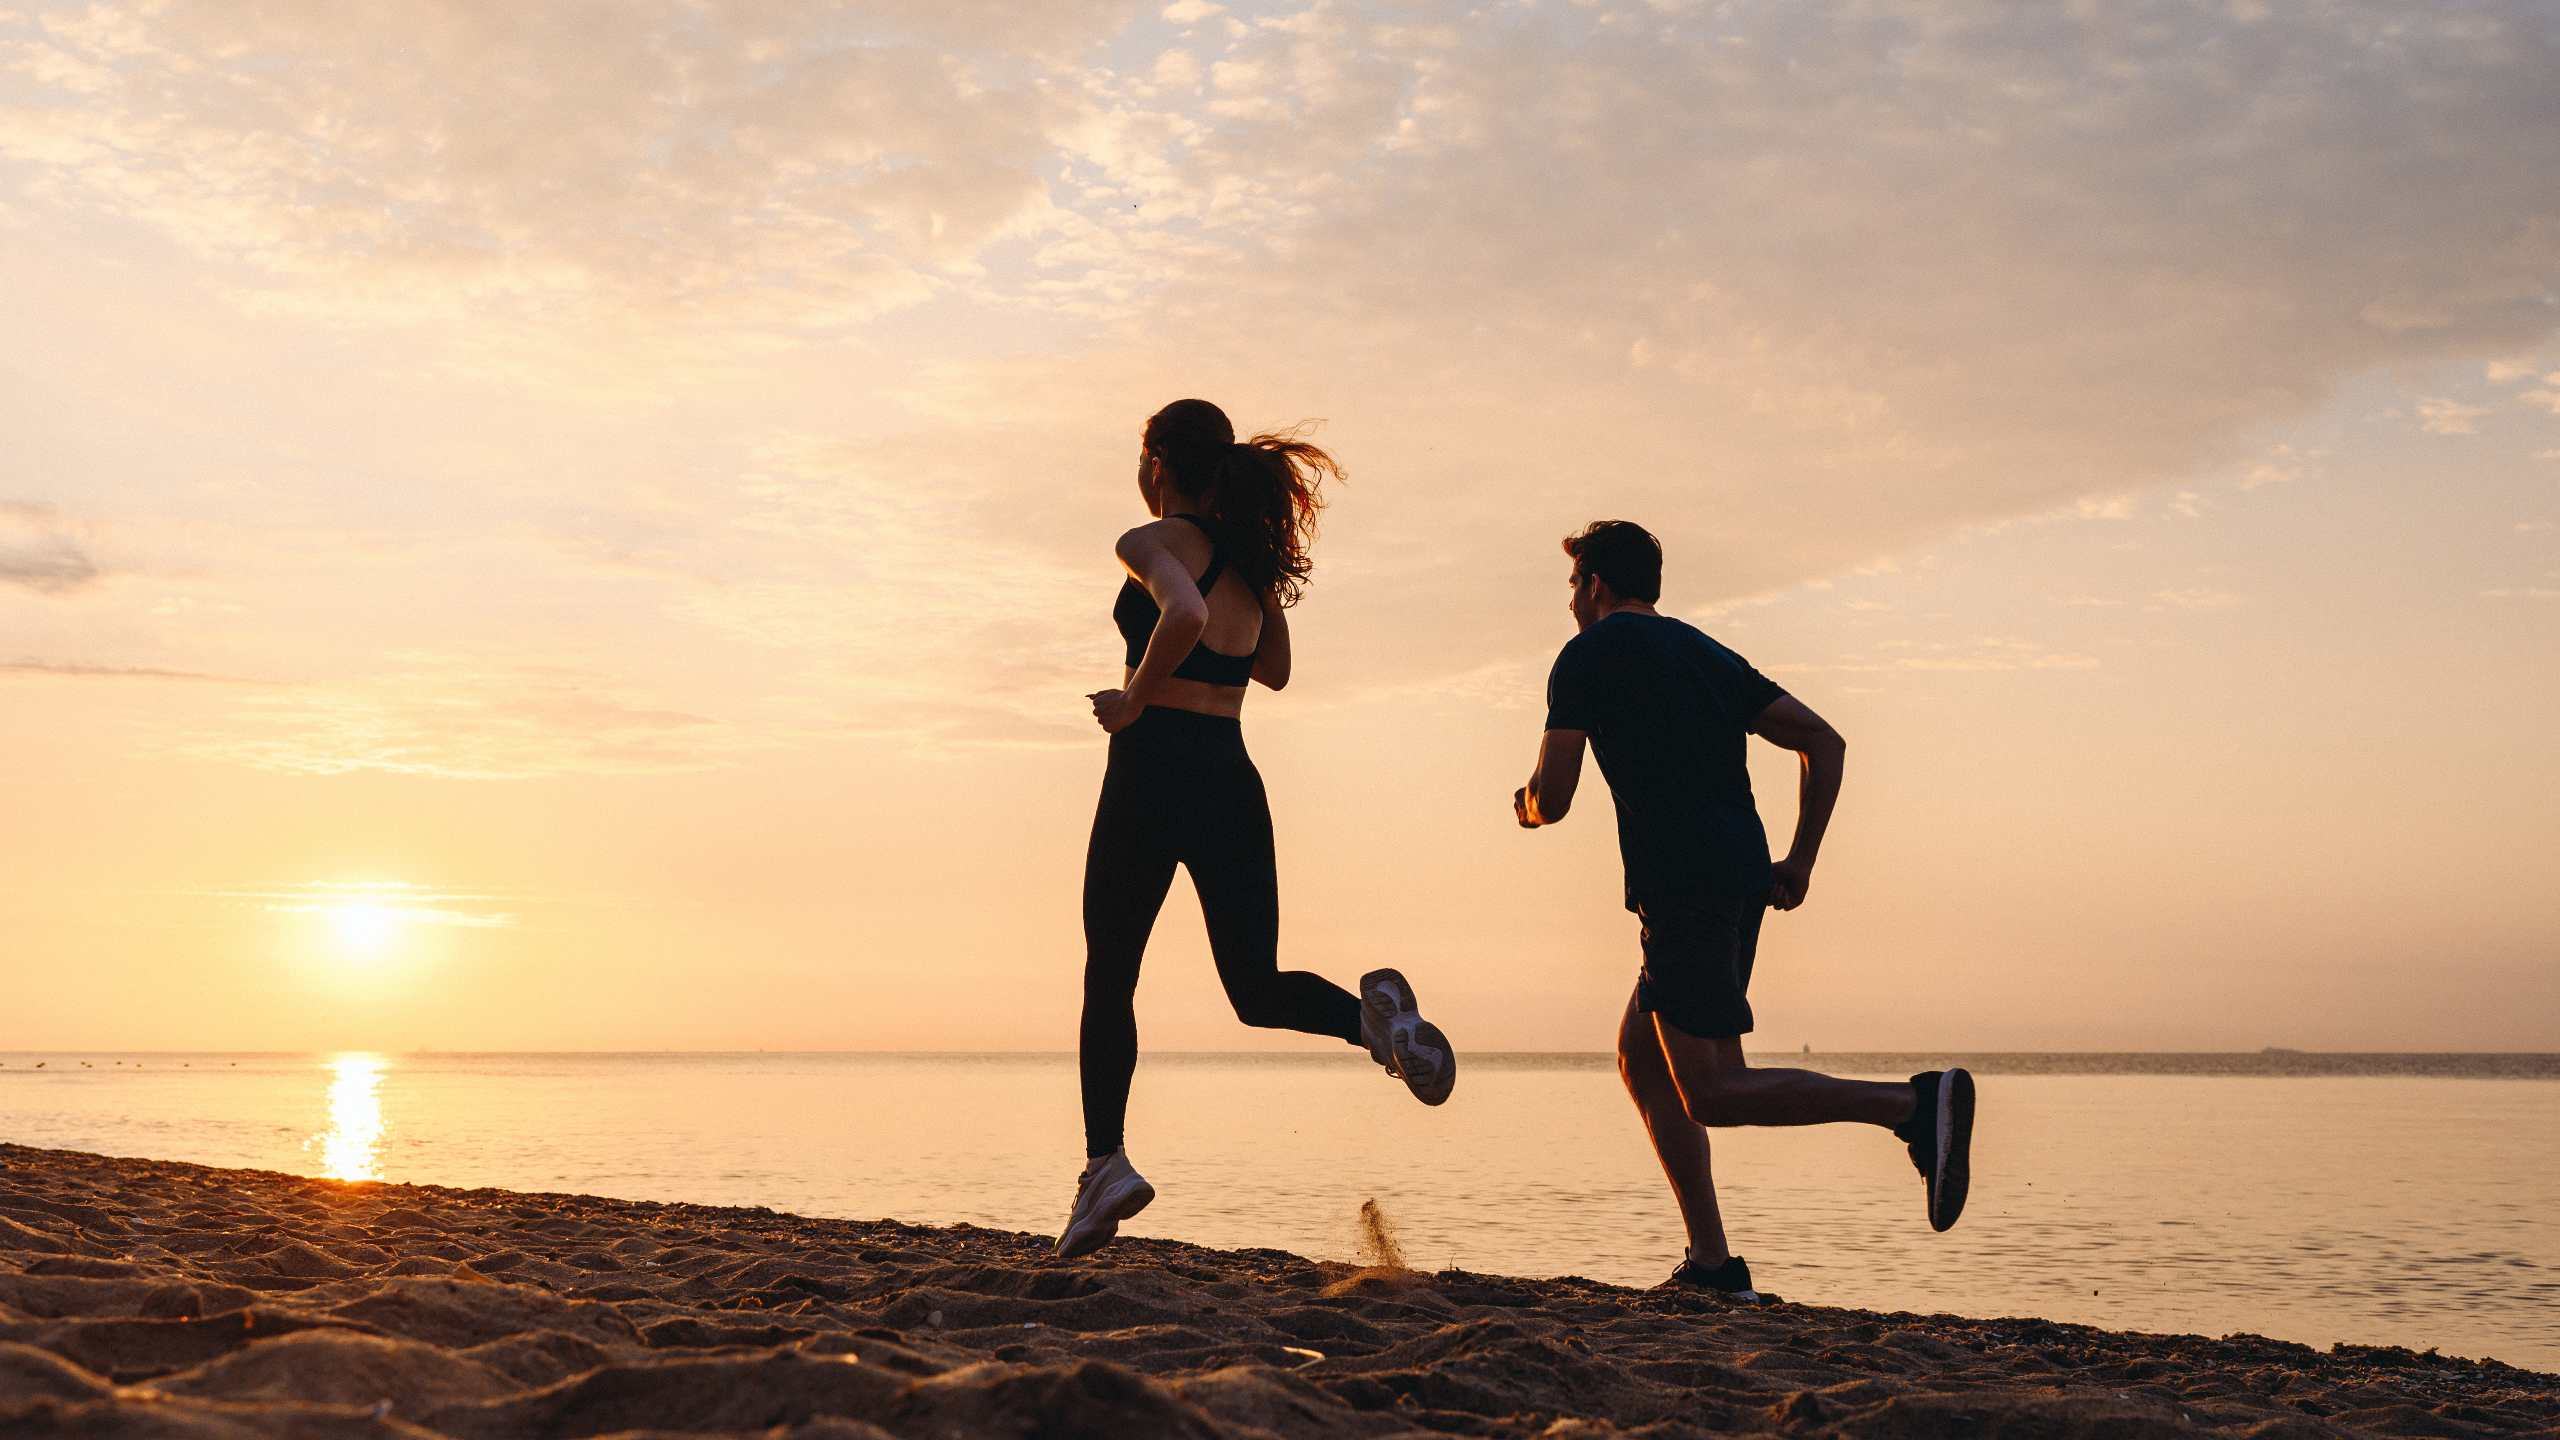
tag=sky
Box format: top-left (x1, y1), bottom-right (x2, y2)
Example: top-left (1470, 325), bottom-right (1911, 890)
top-left (3, 0), bottom-right (2555, 1053)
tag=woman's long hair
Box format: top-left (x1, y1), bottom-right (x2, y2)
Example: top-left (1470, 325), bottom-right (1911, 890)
top-left (1143, 398), bottom-right (1340, 608)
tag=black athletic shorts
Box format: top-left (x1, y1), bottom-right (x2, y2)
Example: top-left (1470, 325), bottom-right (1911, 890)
top-left (1632, 889), bottom-right (1765, 1039)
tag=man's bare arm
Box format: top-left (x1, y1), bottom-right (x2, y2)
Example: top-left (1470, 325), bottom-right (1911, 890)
top-left (1749, 695), bottom-right (1845, 909)
top-left (1514, 729), bottom-right (1588, 828)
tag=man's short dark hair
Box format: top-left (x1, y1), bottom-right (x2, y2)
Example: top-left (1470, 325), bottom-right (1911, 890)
top-left (1562, 519), bottom-right (1662, 603)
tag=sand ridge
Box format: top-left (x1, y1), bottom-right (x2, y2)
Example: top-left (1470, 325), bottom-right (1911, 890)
top-left (0, 1144), bottom-right (2550, 1438)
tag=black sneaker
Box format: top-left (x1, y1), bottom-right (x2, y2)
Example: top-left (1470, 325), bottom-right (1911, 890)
top-left (1893, 1068), bottom-right (1975, 1232)
top-left (1658, 1252), bottom-right (1777, 1304)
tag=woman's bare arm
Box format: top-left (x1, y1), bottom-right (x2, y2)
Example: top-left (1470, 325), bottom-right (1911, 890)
top-left (1251, 590), bottom-right (1291, 690)
top-left (1112, 524), bottom-right (1208, 711)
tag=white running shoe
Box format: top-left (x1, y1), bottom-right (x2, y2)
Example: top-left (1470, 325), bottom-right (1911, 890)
top-left (1054, 1148), bottom-right (1155, 1259)
top-left (1360, 968), bottom-right (1456, 1106)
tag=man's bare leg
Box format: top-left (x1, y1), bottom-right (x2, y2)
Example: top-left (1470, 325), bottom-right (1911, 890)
top-left (1652, 1024), bottom-right (1915, 1129)
top-left (1615, 989), bottom-right (1731, 1264)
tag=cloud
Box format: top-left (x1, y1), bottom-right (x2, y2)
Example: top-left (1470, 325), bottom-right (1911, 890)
top-left (171, 658), bottom-right (736, 780)
top-left (2240, 445), bottom-right (2313, 490)
top-left (2151, 588), bottom-right (2248, 611)
top-left (0, 2), bottom-right (1118, 342)
top-left (1151, 49), bottom-right (1203, 89)
top-left (0, 502), bottom-right (98, 593)
top-left (13, 3), bottom-right (2554, 463)
top-left (634, 430), bottom-right (1114, 749)
top-left (227, 880), bottom-right (517, 929)
top-left (7, 1), bottom-right (2560, 732)
top-left (1893, 651), bottom-right (2100, 673)
top-left (2, 658), bottom-right (244, 682)
top-left (1027, 1), bottom-right (2560, 611)
top-left (2417, 398), bottom-right (2493, 435)
top-left (1796, 637), bottom-right (2100, 674)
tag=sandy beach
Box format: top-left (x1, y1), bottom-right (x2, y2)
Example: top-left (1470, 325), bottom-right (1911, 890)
top-left (0, 1144), bottom-right (2550, 1438)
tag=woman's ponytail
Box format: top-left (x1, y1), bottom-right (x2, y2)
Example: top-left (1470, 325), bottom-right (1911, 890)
top-left (1210, 434), bottom-right (1339, 608)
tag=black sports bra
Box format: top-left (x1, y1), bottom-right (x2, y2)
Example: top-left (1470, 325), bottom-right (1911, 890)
top-left (1112, 514), bottom-right (1257, 688)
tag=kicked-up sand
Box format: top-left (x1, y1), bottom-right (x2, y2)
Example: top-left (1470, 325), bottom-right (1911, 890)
top-left (0, 1144), bottom-right (2551, 1438)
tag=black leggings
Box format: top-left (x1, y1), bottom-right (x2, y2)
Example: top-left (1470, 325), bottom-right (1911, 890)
top-left (1081, 707), bottom-right (1364, 1156)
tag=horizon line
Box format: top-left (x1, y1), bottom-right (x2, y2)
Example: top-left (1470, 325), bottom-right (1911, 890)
top-left (6, 1046), bottom-right (2558, 1058)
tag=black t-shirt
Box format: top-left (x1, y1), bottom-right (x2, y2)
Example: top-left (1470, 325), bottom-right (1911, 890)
top-left (1544, 612), bottom-right (1787, 904)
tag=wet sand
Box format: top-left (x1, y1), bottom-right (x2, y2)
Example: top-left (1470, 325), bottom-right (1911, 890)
top-left (0, 1144), bottom-right (2550, 1438)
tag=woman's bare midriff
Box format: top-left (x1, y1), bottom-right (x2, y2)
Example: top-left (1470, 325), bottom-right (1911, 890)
top-left (1126, 669), bottom-right (1247, 719)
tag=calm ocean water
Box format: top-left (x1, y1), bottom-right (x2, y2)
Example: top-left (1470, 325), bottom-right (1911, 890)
top-left (2, 1050), bottom-right (2553, 1371)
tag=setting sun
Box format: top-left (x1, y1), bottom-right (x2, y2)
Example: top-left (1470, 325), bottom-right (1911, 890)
top-left (326, 903), bottom-right (401, 956)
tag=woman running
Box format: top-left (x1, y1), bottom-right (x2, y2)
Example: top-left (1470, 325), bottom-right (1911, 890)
top-left (1059, 398), bottom-right (1456, 1259)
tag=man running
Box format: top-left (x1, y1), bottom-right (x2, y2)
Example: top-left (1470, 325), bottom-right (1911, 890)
top-left (1512, 519), bottom-right (1975, 1303)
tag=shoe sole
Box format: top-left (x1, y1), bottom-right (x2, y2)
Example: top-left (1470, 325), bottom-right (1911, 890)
top-left (1930, 1067), bottom-right (1974, 1232)
top-left (1361, 968), bottom-right (1455, 1106)
top-left (1055, 1172), bottom-right (1156, 1260)
top-left (1652, 1278), bottom-right (1780, 1306)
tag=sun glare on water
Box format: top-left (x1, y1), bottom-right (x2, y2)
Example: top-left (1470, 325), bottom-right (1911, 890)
top-left (315, 1053), bottom-right (388, 1182)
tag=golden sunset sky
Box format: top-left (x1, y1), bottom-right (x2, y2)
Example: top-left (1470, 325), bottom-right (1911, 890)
top-left (4, 2), bottom-right (2555, 1052)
